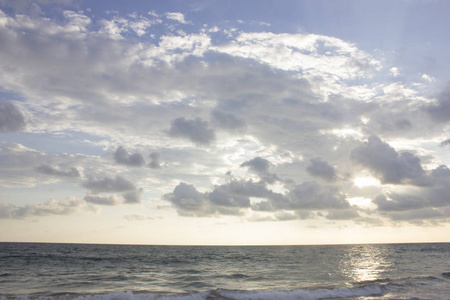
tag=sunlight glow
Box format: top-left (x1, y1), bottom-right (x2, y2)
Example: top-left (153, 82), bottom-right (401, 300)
top-left (353, 176), bottom-right (380, 188)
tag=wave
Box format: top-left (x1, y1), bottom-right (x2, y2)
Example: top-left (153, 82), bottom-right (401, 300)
top-left (2, 274), bottom-right (450, 300)
top-left (0, 284), bottom-right (383, 300)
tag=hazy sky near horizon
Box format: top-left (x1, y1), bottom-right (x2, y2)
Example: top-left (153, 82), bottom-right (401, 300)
top-left (1, 0), bottom-right (450, 245)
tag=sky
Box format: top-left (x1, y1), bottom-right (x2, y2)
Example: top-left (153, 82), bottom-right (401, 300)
top-left (1, 0), bottom-right (450, 245)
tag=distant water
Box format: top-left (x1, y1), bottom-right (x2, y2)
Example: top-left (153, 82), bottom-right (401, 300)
top-left (1, 243), bottom-right (450, 299)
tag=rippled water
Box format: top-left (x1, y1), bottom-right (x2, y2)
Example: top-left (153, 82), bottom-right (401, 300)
top-left (1, 242), bottom-right (450, 299)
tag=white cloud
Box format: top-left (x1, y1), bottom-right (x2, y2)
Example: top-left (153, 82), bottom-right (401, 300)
top-left (389, 67), bottom-right (400, 77)
top-left (216, 32), bottom-right (381, 82)
top-left (166, 12), bottom-right (188, 24)
top-left (421, 73), bottom-right (435, 82)
top-left (63, 10), bottom-right (91, 33)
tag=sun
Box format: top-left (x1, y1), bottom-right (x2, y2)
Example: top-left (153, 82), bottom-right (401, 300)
top-left (353, 176), bottom-right (380, 188)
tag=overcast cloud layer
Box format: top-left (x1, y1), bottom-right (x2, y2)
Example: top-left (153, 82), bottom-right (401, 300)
top-left (1, 0), bottom-right (450, 244)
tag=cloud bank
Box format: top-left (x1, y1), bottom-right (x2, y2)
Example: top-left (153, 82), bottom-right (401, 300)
top-left (0, 2), bottom-right (449, 236)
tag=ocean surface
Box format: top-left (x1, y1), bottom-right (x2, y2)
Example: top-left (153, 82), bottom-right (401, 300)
top-left (1, 242), bottom-right (450, 300)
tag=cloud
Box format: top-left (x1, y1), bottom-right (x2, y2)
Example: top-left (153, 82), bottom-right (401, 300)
top-left (164, 180), bottom-right (280, 217)
top-left (0, 197), bottom-right (87, 219)
top-left (440, 139), bottom-right (450, 147)
top-left (387, 208), bottom-right (448, 223)
top-left (286, 181), bottom-right (349, 210)
top-left (168, 117), bottom-right (216, 145)
top-left (163, 182), bottom-right (210, 216)
top-left (83, 175), bottom-right (136, 193)
top-left (273, 211), bottom-right (298, 221)
top-left (124, 214), bottom-right (155, 221)
top-left (431, 165), bottom-right (450, 179)
top-left (122, 188), bottom-right (143, 204)
top-left (240, 157), bottom-right (279, 183)
top-left (211, 109), bottom-right (246, 132)
top-left (84, 194), bottom-right (121, 206)
top-left (351, 136), bottom-right (426, 185)
top-left (216, 32), bottom-right (381, 90)
top-left (148, 152), bottom-right (162, 169)
top-left (2, 5), bottom-right (450, 230)
top-left (114, 146), bottom-right (145, 167)
top-left (164, 177), bottom-right (351, 219)
top-left (427, 85), bottom-right (450, 122)
top-left (373, 180), bottom-right (450, 217)
top-left (209, 182), bottom-right (253, 209)
top-left (0, 143), bottom-right (87, 188)
top-left (421, 74), bottom-right (434, 83)
top-left (83, 189), bottom-right (142, 206)
top-left (0, 102), bottom-right (26, 133)
top-left (389, 67), bottom-right (400, 77)
top-left (166, 12), bottom-right (188, 24)
top-left (306, 158), bottom-right (335, 181)
top-left (374, 193), bottom-right (425, 212)
top-left (326, 209), bottom-right (360, 220)
top-left (36, 164), bottom-right (80, 177)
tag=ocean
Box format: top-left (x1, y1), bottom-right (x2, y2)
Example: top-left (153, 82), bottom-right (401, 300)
top-left (0, 242), bottom-right (449, 300)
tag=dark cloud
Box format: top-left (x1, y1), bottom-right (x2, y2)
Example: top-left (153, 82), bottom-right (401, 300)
top-left (431, 165), bottom-right (450, 179)
top-left (114, 146), bottom-right (145, 167)
top-left (36, 164), bottom-right (80, 177)
top-left (164, 180), bottom-right (281, 217)
top-left (217, 180), bottom-right (275, 200)
top-left (83, 175), bottom-right (136, 193)
top-left (373, 193), bottom-right (425, 212)
top-left (84, 194), bottom-right (121, 206)
top-left (0, 102), bottom-right (26, 133)
top-left (387, 208), bottom-right (447, 222)
top-left (240, 157), bottom-right (279, 184)
top-left (306, 158), bottom-right (335, 181)
top-left (351, 136), bottom-right (426, 185)
top-left (287, 181), bottom-right (349, 210)
top-left (427, 85), bottom-right (450, 122)
top-left (168, 117), bottom-right (215, 145)
top-left (164, 178), bottom-right (351, 219)
top-left (209, 186), bottom-right (250, 208)
top-left (374, 181), bottom-right (450, 215)
top-left (122, 188), bottom-right (143, 204)
top-left (148, 151), bottom-right (162, 169)
top-left (163, 182), bottom-right (210, 216)
top-left (440, 139), bottom-right (450, 147)
top-left (211, 109), bottom-right (246, 131)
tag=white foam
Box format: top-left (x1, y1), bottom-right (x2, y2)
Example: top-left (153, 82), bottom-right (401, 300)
top-left (1, 285), bottom-right (383, 300)
top-left (216, 284), bottom-right (383, 300)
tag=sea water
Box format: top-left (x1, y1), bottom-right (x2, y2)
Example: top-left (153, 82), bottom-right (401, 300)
top-left (1, 242), bottom-right (450, 299)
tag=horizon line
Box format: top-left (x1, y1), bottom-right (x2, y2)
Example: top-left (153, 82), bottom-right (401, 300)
top-left (1, 240), bottom-right (449, 247)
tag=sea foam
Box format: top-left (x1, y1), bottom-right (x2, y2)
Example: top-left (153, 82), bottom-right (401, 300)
top-left (1, 285), bottom-right (384, 300)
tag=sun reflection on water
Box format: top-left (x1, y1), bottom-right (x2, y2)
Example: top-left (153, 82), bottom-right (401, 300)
top-left (341, 244), bottom-right (390, 283)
